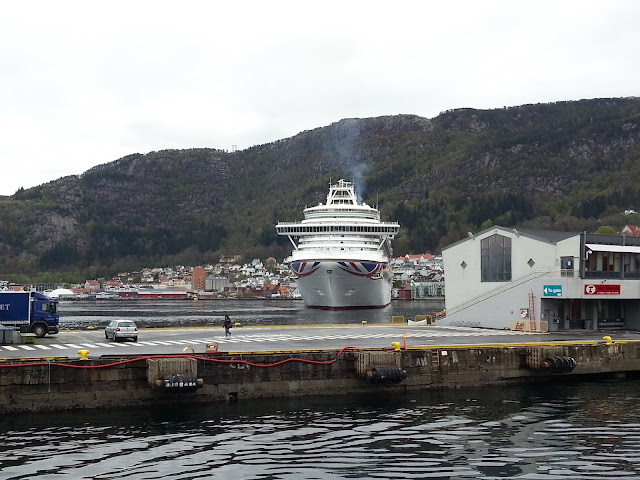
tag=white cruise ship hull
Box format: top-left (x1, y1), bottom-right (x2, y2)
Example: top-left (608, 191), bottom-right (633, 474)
top-left (291, 260), bottom-right (392, 309)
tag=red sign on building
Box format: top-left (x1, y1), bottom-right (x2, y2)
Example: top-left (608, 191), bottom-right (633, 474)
top-left (584, 284), bottom-right (621, 295)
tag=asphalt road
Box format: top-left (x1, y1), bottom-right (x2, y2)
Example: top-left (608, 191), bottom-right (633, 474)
top-left (1, 324), bottom-right (638, 360)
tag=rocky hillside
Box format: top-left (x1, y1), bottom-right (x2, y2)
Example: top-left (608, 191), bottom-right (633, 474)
top-left (1, 97), bottom-right (639, 281)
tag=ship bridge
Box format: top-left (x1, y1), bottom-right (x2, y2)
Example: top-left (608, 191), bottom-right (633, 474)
top-left (275, 223), bottom-right (400, 236)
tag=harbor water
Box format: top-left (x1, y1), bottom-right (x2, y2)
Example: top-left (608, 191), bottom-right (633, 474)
top-left (1, 380), bottom-right (639, 479)
top-left (1, 300), bottom-right (639, 479)
top-left (56, 298), bottom-right (446, 330)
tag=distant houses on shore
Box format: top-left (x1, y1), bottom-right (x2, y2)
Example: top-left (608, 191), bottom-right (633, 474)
top-left (29, 223), bottom-right (640, 302)
top-left (25, 253), bottom-right (444, 300)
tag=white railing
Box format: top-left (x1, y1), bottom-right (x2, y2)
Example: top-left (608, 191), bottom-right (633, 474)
top-left (447, 270), bottom-right (553, 315)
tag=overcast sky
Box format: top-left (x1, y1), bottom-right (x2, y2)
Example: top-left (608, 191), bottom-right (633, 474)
top-left (1, 0), bottom-right (638, 195)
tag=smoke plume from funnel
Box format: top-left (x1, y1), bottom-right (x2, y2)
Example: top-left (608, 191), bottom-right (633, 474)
top-left (350, 163), bottom-right (369, 203)
top-left (332, 119), bottom-right (369, 203)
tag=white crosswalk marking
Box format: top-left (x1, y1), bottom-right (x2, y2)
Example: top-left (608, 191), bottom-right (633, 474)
top-left (0, 326), bottom-right (535, 356)
top-left (202, 328), bottom-right (532, 345)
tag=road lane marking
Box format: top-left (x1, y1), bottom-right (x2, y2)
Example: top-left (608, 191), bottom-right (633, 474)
top-left (0, 327), bottom-right (537, 356)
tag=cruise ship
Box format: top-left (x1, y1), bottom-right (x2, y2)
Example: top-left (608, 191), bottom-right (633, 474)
top-left (275, 179), bottom-right (400, 309)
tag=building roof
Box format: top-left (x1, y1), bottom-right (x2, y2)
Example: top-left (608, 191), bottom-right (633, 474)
top-left (442, 225), bottom-right (581, 251)
top-left (517, 229), bottom-right (580, 243)
top-left (407, 254), bottom-right (435, 261)
top-left (622, 225), bottom-right (640, 236)
top-left (48, 288), bottom-right (75, 298)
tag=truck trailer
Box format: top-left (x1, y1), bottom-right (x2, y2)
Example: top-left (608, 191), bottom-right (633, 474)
top-left (0, 290), bottom-right (60, 337)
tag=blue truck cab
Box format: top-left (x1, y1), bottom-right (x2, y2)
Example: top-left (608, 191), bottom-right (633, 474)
top-left (0, 290), bottom-right (60, 338)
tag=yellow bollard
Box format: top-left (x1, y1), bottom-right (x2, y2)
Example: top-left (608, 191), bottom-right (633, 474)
top-left (78, 349), bottom-right (90, 360)
top-left (603, 336), bottom-right (613, 345)
top-left (362, 321), bottom-right (367, 326)
top-left (234, 322), bottom-right (242, 328)
top-left (391, 341), bottom-right (401, 351)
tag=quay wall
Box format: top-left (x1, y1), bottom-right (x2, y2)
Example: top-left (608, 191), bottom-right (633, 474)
top-left (1, 341), bottom-right (640, 413)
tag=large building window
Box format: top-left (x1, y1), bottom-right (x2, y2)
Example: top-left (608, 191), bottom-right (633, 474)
top-left (481, 234), bottom-right (512, 282)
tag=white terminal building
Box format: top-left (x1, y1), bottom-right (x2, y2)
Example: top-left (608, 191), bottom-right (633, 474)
top-left (440, 226), bottom-right (640, 331)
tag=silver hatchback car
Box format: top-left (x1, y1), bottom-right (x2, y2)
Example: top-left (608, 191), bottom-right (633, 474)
top-left (105, 320), bottom-right (138, 342)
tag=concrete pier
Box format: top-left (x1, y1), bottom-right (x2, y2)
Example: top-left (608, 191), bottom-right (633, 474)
top-left (1, 332), bottom-right (639, 413)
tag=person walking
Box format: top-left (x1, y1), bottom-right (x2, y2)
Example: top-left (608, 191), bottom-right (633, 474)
top-left (223, 315), bottom-right (232, 337)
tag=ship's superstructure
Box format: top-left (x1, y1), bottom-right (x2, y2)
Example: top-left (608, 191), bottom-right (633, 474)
top-left (275, 179), bottom-right (400, 309)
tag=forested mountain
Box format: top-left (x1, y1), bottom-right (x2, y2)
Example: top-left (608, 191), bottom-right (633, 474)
top-left (1, 97), bottom-right (639, 282)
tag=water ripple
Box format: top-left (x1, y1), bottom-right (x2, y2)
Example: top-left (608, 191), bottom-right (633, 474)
top-left (1, 352), bottom-right (640, 478)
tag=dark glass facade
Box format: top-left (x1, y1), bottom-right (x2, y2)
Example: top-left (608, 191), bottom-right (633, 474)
top-left (481, 234), bottom-right (512, 282)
